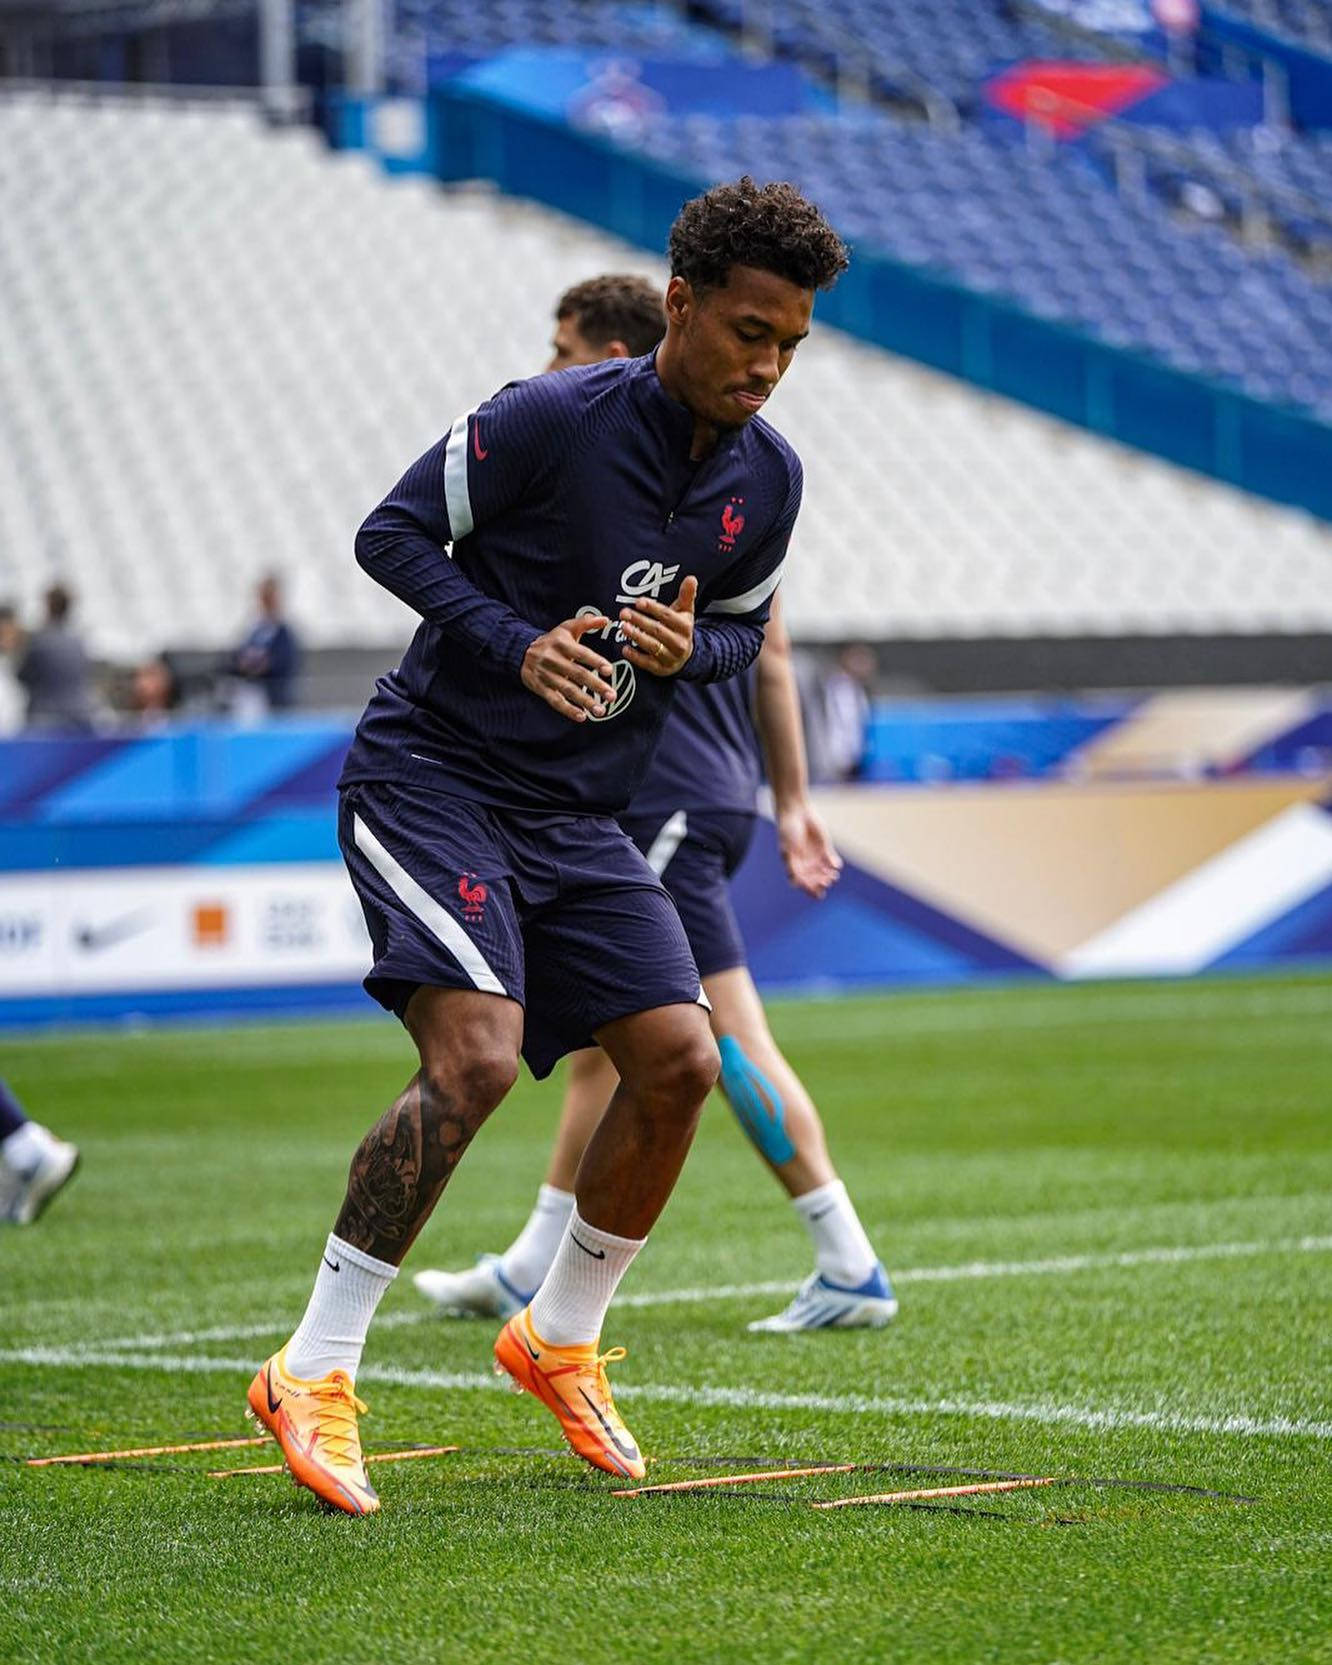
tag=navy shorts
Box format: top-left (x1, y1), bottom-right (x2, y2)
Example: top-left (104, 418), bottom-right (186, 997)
top-left (618, 809), bottom-right (756, 980)
top-left (339, 783), bottom-right (705, 1079)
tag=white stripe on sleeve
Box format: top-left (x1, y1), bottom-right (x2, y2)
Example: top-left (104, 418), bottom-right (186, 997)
top-left (442, 410), bottom-right (474, 542)
top-left (705, 564), bottom-right (783, 616)
top-left (353, 812), bottom-right (506, 996)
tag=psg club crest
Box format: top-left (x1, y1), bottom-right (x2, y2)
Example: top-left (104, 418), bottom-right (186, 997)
top-left (588, 658), bottom-right (636, 722)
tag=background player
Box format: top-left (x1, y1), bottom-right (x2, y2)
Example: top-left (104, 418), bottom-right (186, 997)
top-left (246, 178), bottom-right (849, 1514)
top-left (416, 275), bottom-right (894, 1333)
top-left (0, 1079), bottom-right (78, 1225)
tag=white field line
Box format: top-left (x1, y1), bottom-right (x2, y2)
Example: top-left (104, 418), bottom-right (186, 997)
top-left (81, 1234), bottom-right (1332, 1355)
top-left (1, 1344), bottom-right (1328, 1443)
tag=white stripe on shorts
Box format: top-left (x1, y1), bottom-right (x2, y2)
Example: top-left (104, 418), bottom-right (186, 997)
top-left (442, 409), bottom-right (475, 541)
top-left (352, 812), bottom-right (506, 997)
top-left (644, 809), bottom-right (689, 877)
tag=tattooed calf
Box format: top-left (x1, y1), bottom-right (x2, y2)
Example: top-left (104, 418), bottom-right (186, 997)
top-left (334, 1073), bottom-right (488, 1263)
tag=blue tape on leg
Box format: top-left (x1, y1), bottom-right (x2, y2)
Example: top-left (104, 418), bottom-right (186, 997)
top-left (717, 1035), bottom-right (796, 1166)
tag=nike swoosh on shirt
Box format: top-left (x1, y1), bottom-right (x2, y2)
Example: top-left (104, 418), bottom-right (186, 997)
top-left (569, 1232), bottom-right (606, 1261)
top-left (472, 422), bottom-right (488, 461)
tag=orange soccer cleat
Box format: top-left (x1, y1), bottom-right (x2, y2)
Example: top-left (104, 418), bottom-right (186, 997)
top-left (494, 1306), bottom-right (645, 1480)
top-left (246, 1347), bottom-right (379, 1516)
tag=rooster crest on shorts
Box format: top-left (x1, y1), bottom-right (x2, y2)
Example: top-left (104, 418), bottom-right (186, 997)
top-left (458, 874), bottom-right (487, 922)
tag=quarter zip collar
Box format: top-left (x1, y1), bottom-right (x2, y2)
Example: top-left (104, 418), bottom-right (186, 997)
top-left (634, 353), bottom-right (743, 459)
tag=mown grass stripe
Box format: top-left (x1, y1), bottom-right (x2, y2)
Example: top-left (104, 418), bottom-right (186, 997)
top-left (3, 1346), bottom-right (1328, 1442)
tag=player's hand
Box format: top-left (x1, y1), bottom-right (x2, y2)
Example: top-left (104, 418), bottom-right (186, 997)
top-left (620, 575), bottom-right (698, 676)
top-left (521, 615), bottom-right (617, 723)
top-left (776, 800), bottom-right (843, 899)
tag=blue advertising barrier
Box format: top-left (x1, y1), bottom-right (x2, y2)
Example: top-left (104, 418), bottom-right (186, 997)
top-left (2, 709), bottom-right (1330, 1027)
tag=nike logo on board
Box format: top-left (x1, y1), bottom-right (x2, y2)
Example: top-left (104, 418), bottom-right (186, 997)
top-left (74, 910), bottom-right (154, 953)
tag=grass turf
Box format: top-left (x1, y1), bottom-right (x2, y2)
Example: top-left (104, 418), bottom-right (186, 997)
top-left (2, 972), bottom-right (1330, 1664)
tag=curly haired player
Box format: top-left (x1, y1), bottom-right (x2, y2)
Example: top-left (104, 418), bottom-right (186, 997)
top-left (247, 179), bottom-right (849, 1514)
top-left (416, 271), bottom-right (895, 1336)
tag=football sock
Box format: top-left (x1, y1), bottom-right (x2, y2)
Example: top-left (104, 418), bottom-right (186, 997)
top-left (0, 1118), bottom-right (57, 1177)
top-left (527, 1207), bottom-right (644, 1346)
top-left (499, 1184), bottom-right (575, 1296)
top-left (284, 1233), bottom-right (397, 1382)
top-left (0, 1078), bottom-right (29, 1141)
top-left (793, 1179), bottom-right (878, 1288)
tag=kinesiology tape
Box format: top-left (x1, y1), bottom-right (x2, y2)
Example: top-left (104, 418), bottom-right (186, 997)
top-left (717, 1035), bottom-right (795, 1165)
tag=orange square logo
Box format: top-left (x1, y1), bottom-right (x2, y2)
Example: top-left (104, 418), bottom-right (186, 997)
top-left (192, 903), bottom-right (229, 947)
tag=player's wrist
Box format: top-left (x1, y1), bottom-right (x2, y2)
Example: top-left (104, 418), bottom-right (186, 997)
top-left (507, 623), bottom-right (547, 683)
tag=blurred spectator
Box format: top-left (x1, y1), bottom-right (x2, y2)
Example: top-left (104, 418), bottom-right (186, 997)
top-left (810, 643), bottom-right (877, 782)
top-left (17, 585), bottom-right (96, 731)
top-left (228, 574), bottom-right (300, 714)
top-left (0, 604), bottom-right (24, 736)
top-left (125, 655), bottom-right (180, 727)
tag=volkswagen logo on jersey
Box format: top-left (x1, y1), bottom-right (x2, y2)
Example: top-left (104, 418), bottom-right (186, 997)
top-left (587, 658), bottom-right (636, 723)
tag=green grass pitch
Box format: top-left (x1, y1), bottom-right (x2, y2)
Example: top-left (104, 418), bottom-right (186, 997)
top-left (2, 972), bottom-right (1330, 1664)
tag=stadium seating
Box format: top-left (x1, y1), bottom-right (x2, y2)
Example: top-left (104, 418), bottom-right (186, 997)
top-left (687, 0), bottom-right (1117, 108)
top-left (1206, 0), bottom-right (1332, 54)
top-left (1, 89), bottom-right (1330, 664)
top-left (630, 108), bottom-right (1332, 420)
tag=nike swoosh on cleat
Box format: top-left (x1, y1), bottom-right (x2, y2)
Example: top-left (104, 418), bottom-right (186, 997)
top-left (569, 1232), bottom-right (606, 1260)
top-left (322, 1255), bottom-right (341, 1273)
top-left (521, 1329), bottom-right (541, 1362)
top-left (577, 1386), bottom-right (640, 1464)
top-left (265, 1365), bottom-right (282, 1417)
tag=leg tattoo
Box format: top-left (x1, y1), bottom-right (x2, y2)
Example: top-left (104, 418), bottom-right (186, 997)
top-left (334, 1073), bottom-right (483, 1264)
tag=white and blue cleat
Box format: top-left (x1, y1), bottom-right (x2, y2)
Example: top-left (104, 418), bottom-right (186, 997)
top-left (0, 1137), bottom-right (80, 1226)
top-left (412, 1253), bottom-right (533, 1320)
top-left (747, 1263), bottom-right (898, 1333)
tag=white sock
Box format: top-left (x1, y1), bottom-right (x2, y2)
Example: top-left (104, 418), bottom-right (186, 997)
top-left (527, 1207), bottom-right (644, 1346)
top-left (499, 1184), bottom-right (575, 1296)
top-left (284, 1233), bottom-right (397, 1382)
top-left (1, 1121), bottom-right (57, 1177)
top-left (794, 1179), bottom-right (878, 1288)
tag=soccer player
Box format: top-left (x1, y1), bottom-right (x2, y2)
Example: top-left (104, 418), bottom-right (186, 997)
top-left (247, 177), bottom-right (848, 1516)
top-left (0, 1079), bottom-right (79, 1225)
top-left (415, 276), bottom-right (895, 1333)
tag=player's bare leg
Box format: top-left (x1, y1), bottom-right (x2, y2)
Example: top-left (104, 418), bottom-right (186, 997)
top-left (545, 1047), bottom-right (619, 1190)
top-left (493, 1002), bottom-right (717, 1477)
top-left (333, 986), bottom-right (523, 1262)
top-left (414, 1046), bottom-right (615, 1316)
top-left (703, 965), bottom-right (835, 1197)
top-left (418, 971), bottom-right (893, 1329)
top-left (249, 986), bottom-right (522, 1514)
top-left (702, 967), bottom-right (896, 1331)
top-left (572, 1002), bottom-right (718, 1237)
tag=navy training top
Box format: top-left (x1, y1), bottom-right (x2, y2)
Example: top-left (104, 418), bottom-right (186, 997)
top-left (340, 353), bottom-right (800, 817)
top-left (627, 675), bottom-right (762, 820)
